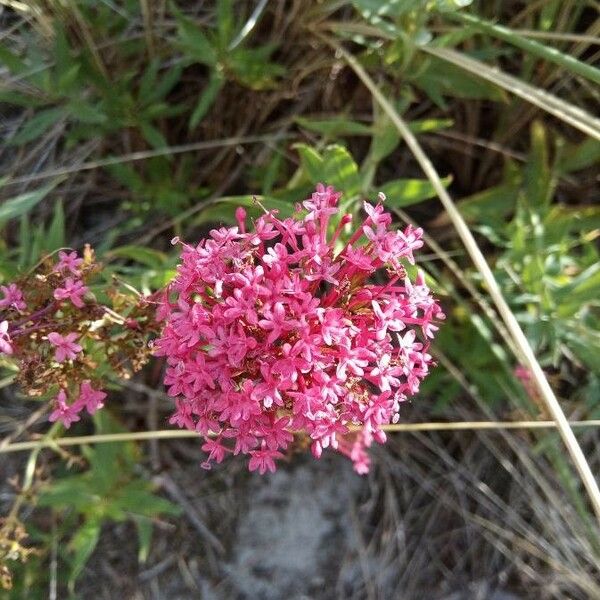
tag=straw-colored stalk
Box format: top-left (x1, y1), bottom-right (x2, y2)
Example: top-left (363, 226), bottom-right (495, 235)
top-left (2, 421), bottom-right (600, 454)
top-left (321, 37), bottom-right (600, 523)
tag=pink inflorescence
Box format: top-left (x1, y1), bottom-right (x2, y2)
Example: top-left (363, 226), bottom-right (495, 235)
top-left (154, 184), bottom-right (444, 474)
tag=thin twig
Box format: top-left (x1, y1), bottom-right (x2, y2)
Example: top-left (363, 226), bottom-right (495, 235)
top-left (1, 421), bottom-right (600, 454)
top-left (1, 133), bottom-right (294, 186)
top-left (321, 36), bottom-right (600, 522)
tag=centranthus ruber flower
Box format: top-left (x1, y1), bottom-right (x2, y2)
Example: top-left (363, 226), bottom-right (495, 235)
top-left (155, 184), bottom-right (444, 474)
top-left (0, 320), bottom-right (13, 355)
top-left (0, 283), bottom-right (27, 311)
top-left (53, 278), bottom-right (88, 308)
top-left (48, 389), bottom-right (81, 429)
top-left (47, 331), bottom-right (82, 363)
top-left (54, 250), bottom-right (84, 275)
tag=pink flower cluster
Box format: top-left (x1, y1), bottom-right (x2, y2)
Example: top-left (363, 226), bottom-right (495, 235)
top-left (155, 185), bottom-right (444, 473)
top-left (0, 249), bottom-right (108, 429)
top-left (49, 381), bottom-right (107, 428)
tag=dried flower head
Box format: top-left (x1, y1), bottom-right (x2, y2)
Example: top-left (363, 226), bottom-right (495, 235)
top-left (0, 246), bottom-right (159, 427)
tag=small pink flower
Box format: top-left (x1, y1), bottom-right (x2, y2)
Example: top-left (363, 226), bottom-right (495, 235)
top-left (0, 320), bottom-right (13, 355)
top-left (0, 283), bottom-right (26, 311)
top-left (201, 438), bottom-right (228, 468)
top-left (54, 278), bottom-right (88, 308)
top-left (248, 445), bottom-right (283, 474)
top-left (49, 389), bottom-right (81, 428)
top-left (54, 250), bottom-right (84, 275)
top-left (48, 331), bottom-right (82, 362)
top-left (75, 380), bottom-right (106, 415)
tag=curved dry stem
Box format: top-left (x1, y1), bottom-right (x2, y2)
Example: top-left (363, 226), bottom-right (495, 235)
top-left (322, 37), bottom-right (600, 523)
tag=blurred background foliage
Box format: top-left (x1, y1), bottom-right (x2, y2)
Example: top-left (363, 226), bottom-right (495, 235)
top-left (0, 0), bottom-right (599, 597)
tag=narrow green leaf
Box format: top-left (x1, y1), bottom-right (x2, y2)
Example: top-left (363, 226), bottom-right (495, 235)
top-left (189, 70), bottom-right (225, 130)
top-left (148, 63), bottom-right (184, 104)
top-left (140, 122), bottom-right (168, 150)
top-left (0, 180), bottom-right (60, 223)
top-left (414, 55), bottom-right (506, 107)
top-left (139, 59), bottom-right (160, 100)
top-left (447, 12), bottom-right (600, 85)
top-left (134, 516), bottom-right (153, 564)
top-left (175, 12), bottom-right (218, 66)
top-left (379, 176), bottom-right (452, 207)
top-left (217, 0), bottom-right (235, 46)
top-left (107, 245), bottom-right (168, 268)
top-left (422, 46), bottom-right (600, 140)
top-left (0, 46), bottom-right (29, 74)
top-left (295, 117), bottom-right (372, 136)
top-left (560, 138), bottom-right (600, 173)
top-left (294, 143), bottom-right (325, 182)
top-left (457, 181), bottom-right (520, 224)
top-left (321, 145), bottom-right (362, 196)
top-left (295, 144), bottom-right (362, 197)
top-left (9, 107), bottom-right (65, 145)
top-left (68, 100), bottom-right (108, 125)
top-left (408, 118), bottom-right (454, 133)
top-left (46, 199), bottom-right (65, 252)
top-left (68, 519), bottom-right (101, 590)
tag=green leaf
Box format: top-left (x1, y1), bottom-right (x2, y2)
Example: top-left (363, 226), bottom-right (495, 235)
top-left (114, 481), bottom-right (181, 517)
top-left (0, 89), bottom-right (45, 108)
top-left (38, 478), bottom-right (97, 512)
top-left (68, 519), bottom-right (101, 591)
top-left (107, 245), bottom-right (168, 268)
top-left (148, 63), bottom-right (184, 104)
top-left (138, 59), bottom-right (160, 101)
top-left (227, 45), bottom-right (285, 90)
top-left (524, 121), bottom-right (552, 209)
top-left (294, 144), bottom-right (324, 182)
top-left (413, 55), bottom-right (506, 108)
top-left (555, 263), bottom-right (600, 313)
top-left (295, 144), bottom-right (362, 198)
top-left (217, 0), bottom-right (235, 46)
top-left (46, 199), bottom-right (65, 252)
top-left (369, 113), bottom-right (401, 164)
top-left (422, 46), bottom-right (600, 140)
top-left (0, 180), bottom-right (60, 223)
top-left (189, 70), bottom-right (225, 130)
top-left (175, 12), bottom-right (218, 67)
top-left (0, 45), bottom-right (29, 74)
top-left (457, 181), bottom-right (520, 224)
top-left (351, 0), bottom-right (417, 36)
top-left (9, 107), bottom-right (65, 145)
top-left (408, 118), bottom-right (454, 133)
top-left (68, 100), bottom-right (108, 125)
top-left (379, 176), bottom-right (451, 207)
top-left (140, 122), bottom-right (168, 150)
top-left (447, 12), bottom-right (600, 86)
top-left (134, 516), bottom-right (153, 564)
top-left (560, 138), bottom-right (600, 173)
top-left (295, 117), bottom-right (372, 137)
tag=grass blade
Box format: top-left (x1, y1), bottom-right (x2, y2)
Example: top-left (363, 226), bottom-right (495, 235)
top-left (421, 46), bottom-right (600, 140)
top-left (447, 12), bottom-right (600, 85)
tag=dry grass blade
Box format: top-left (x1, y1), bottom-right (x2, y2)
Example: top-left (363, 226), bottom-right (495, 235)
top-left (321, 37), bottom-right (600, 523)
top-left (1, 133), bottom-right (293, 186)
top-left (421, 46), bottom-right (600, 140)
top-left (2, 421), bottom-right (600, 453)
